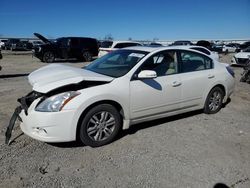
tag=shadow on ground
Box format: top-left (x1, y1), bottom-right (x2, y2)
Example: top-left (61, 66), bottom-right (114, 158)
top-left (50, 97), bottom-right (232, 148)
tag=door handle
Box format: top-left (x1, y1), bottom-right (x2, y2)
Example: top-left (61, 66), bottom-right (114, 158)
top-left (172, 81), bottom-right (182, 87)
top-left (208, 74), bottom-right (215, 79)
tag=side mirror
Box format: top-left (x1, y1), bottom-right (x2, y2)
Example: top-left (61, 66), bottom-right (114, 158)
top-left (138, 70), bottom-right (157, 79)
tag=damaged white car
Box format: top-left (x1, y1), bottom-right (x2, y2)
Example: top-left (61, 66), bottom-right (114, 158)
top-left (6, 46), bottom-right (235, 147)
top-left (231, 47), bottom-right (250, 66)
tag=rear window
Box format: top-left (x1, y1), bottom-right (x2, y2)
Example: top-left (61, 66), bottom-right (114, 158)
top-left (180, 50), bottom-right (213, 73)
top-left (100, 41), bottom-right (113, 48)
top-left (114, 42), bottom-right (141, 48)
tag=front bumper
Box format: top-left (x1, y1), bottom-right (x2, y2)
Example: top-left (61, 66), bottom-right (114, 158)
top-left (5, 91), bottom-right (79, 144)
top-left (20, 107), bottom-right (77, 142)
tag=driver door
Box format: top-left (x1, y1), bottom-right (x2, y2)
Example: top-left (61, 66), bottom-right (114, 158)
top-left (130, 50), bottom-right (182, 120)
top-left (59, 38), bottom-right (70, 59)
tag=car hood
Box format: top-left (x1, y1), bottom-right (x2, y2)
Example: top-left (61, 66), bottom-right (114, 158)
top-left (28, 64), bottom-right (114, 93)
top-left (34, 33), bottom-right (51, 44)
top-left (234, 52), bottom-right (250, 59)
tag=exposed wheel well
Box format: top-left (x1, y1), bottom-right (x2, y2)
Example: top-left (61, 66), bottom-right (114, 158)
top-left (76, 100), bottom-right (124, 140)
top-left (212, 84), bottom-right (226, 96)
top-left (204, 84), bottom-right (226, 108)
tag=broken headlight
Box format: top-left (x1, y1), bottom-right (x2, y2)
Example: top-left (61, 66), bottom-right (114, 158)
top-left (35, 91), bottom-right (80, 112)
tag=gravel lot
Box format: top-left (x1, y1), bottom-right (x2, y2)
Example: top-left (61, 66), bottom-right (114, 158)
top-left (0, 51), bottom-right (250, 188)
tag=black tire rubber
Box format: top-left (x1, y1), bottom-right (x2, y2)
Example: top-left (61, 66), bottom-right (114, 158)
top-left (43, 51), bottom-right (55, 63)
top-left (82, 51), bottom-right (92, 62)
top-left (204, 87), bottom-right (224, 114)
top-left (79, 104), bottom-right (122, 147)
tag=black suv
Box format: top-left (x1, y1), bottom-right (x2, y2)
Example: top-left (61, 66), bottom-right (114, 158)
top-left (33, 33), bottom-right (99, 63)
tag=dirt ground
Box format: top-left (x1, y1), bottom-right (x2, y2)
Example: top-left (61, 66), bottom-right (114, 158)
top-left (0, 51), bottom-right (250, 188)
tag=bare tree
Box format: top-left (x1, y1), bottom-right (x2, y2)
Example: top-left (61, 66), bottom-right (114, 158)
top-left (153, 37), bottom-right (159, 42)
top-left (104, 34), bottom-right (113, 40)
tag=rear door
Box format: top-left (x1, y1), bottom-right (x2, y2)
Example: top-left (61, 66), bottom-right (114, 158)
top-left (178, 50), bottom-right (214, 109)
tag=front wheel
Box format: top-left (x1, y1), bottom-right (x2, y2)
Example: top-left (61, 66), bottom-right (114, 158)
top-left (79, 104), bottom-right (122, 147)
top-left (204, 87), bottom-right (224, 114)
top-left (43, 51), bottom-right (55, 63)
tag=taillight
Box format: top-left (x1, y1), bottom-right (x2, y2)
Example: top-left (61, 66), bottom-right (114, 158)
top-left (226, 66), bottom-right (235, 78)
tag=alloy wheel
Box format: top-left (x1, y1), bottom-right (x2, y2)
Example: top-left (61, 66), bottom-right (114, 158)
top-left (87, 111), bottom-right (116, 141)
top-left (208, 91), bottom-right (222, 112)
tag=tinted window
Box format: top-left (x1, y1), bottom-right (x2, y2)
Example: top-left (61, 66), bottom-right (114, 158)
top-left (243, 46), bottom-right (250, 52)
top-left (70, 38), bottom-right (79, 46)
top-left (191, 47), bottom-right (210, 55)
top-left (140, 51), bottom-right (178, 76)
top-left (114, 43), bottom-right (141, 48)
top-left (57, 38), bottom-right (69, 47)
top-left (180, 51), bottom-right (213, 73)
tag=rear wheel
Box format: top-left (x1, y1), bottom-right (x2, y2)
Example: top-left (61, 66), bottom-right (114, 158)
top-left (43, 51), bottom-right (55, 63)
top-left (204, 87), bottom-right (224, 114)
top-left (79, 104), bottom-right (122, 147)
top-left (82, 51), bottom-right (92, 62)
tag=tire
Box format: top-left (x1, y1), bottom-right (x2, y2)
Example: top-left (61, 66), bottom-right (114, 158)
top-left (240, 71), bottom-right (247, 82)
top-left (82, 51), bottom-right (92, 62)
top-left (204, 87), bottom-right (224, 114)
top-left (79, 104), bottom-right (122, 147)
top-left (43, 51), bottom-right (55, 63)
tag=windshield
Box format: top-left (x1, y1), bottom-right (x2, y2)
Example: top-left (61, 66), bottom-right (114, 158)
top-left (84, 50), bottom-right (148, 78)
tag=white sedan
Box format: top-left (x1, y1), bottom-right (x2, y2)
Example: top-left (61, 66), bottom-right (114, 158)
top-left (98, 40), bottom-right (142, 57)
top-left (176, 45), bottom-right (219, 61)
top-left (8, 46), bottom-right (235, 147)
top-left (222, 44), bottom-right (237, 53)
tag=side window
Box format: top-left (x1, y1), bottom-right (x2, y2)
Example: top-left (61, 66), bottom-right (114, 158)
top-left (114, 43), bottom-right (124, 48)
top-left (140, 51), bottom-right (178, 76)
top-left (71, 38), bottom-right (79, 47)
top-left (58, 38), bottom-right (69, 47)
top-left (180, 51), bottom-right (213, 73)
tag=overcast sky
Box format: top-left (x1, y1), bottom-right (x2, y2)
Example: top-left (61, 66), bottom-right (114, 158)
top-left (1, 0), bottom-right (250, 40)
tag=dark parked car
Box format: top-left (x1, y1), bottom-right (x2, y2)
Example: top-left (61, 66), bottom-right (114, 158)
top-left (211, 44), bottom-right (224, 53)
top-left (196, 40), bottom-right (212, 50)
top-left (240, 41), bottom-right (250, 51)
top-left (171, 40), bottom-right (193, 46)
top-left (4, 39), bottom-right (31, 51)
top-left (4, 39), bottom-right (21, 50)
top-left (33, 33), bottom-right (99, 63)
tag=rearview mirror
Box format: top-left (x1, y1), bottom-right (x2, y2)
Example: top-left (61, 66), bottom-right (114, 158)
top-left (138, 70), bottom-right (157, 79)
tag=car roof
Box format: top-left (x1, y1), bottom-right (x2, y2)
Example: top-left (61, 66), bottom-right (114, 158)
top-left (125, 45), bottom-right (210, 53)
